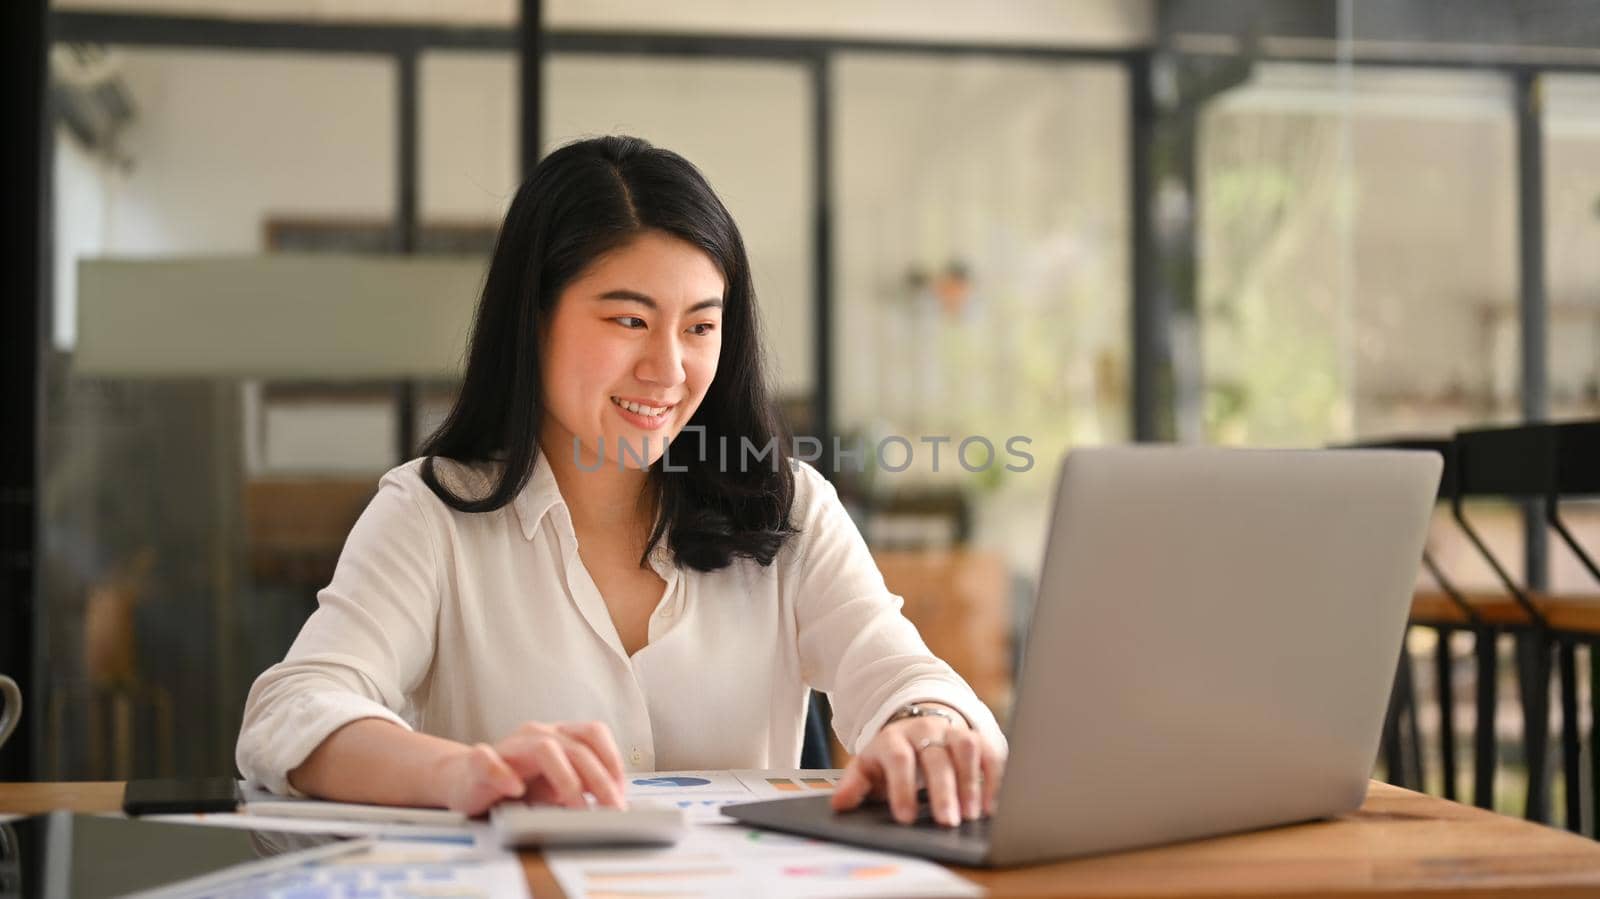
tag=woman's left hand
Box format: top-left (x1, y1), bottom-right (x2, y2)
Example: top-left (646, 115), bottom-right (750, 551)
top-left (830, 711), bottom-right (1005, 827)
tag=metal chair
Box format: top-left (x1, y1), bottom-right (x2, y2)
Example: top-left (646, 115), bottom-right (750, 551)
top-left (1447, 421), bottom-right (1600, 829)
top-left (800, 691), bottom-right (833, 769)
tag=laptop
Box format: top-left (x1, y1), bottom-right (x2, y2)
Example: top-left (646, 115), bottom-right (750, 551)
top-left (724, 446), bottom-right (1442, 867)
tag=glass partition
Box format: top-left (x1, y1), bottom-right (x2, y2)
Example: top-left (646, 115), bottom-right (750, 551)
top-left (831, 53), bottom-right (1130, 721)
top-left (1199, 64), bottom-right (1519, 447)
top-left (46, 46), bottom-right (401, 779)
top-left (546, 53), bottom-right (816, 402)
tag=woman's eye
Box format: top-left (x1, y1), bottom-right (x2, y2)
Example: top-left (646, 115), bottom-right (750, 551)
top-left (688, 323), bottom-right (717, 336)
top-left (613, 316), bottom-right (647, 329)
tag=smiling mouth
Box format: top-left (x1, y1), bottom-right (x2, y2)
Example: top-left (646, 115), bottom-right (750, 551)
top-left (610, 396), bottom-right (674, 418)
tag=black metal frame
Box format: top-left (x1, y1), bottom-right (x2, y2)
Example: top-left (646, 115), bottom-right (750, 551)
top-left (1128, 54), bottom-right (1158, 441)
top-left (808, 58), bottom-right (836, 474)
top-left (0, 0), bottom-right (46, 782)
top-left (519, 0), bottom-right (542, 178)
top-left (52, 12), bottom-right (515, 53)
top-left (393, 47), bottom-right (421, 461)
top-left (1515, 69), bottom-right (1551, 607)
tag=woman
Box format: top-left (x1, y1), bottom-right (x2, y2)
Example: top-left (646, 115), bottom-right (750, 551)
top-left (236, 135), bottom-right (1006, 828)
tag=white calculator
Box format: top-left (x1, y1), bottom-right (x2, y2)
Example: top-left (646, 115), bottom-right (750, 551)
top-left (490, 803), bottom-right (688, 848)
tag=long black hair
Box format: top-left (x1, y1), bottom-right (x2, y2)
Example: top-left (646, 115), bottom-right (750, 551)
top-left (418, 135), bottom-right (797, 572)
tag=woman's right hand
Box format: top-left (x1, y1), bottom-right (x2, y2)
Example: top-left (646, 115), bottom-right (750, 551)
top-left (434, 720), bottom-right (628, 816)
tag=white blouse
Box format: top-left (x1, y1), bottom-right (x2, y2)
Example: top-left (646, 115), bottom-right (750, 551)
top-left (236, 453), bottom-right (1004, 796)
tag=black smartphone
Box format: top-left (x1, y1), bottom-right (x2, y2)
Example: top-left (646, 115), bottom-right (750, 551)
top-left (123, 777), bottom-right (241, 815)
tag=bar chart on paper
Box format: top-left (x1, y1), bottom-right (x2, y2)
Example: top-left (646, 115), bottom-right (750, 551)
top-left (765, 775), bottom-right (840, 794)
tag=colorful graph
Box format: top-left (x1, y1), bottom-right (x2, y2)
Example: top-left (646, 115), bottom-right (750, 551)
top-left (632, 776), bottom-right (713, 788)
top-left (586, 892), bottom-right (706, 899)
top-left (761, 775), bottom-right (839, 793)
top-left (782, 862), bottom-right (900, 879)
top-left (745, 830), bottom-right (818, 846)
top-left (585, 867), bottom-right (737, 883)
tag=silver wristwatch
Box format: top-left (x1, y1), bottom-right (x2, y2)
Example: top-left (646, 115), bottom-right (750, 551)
top-left (884, 703), bottom-right (959, 729)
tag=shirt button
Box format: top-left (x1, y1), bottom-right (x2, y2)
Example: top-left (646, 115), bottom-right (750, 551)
top-left (631, 748), bottom-right (643, 765)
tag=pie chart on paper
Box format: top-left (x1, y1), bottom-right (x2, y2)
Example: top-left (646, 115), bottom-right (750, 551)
top-left (631, 776), bottom-right (713, 788)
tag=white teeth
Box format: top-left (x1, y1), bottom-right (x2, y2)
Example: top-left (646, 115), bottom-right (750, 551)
top-left (612, 397), bottom-right (668, 417)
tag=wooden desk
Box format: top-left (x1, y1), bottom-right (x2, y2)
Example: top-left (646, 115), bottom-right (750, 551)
top-left (5, 781), bottom-right (1600, 898)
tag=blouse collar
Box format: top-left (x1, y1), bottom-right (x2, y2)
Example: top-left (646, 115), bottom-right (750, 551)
top-left (512, 450), bottom-right (565, 541)
top-left (511, 450), bottom-right (676, 575)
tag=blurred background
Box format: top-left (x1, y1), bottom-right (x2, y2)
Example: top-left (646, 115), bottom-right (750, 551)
top-left (4, 0), bottom-right (1600, 830)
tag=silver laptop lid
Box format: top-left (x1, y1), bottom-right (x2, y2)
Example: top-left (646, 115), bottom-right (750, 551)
top-left (988, 447), bottom-right (1441, 865)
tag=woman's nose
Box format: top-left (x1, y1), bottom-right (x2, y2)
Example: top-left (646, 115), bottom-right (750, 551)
top-left (635, 330), bottom-right (686, 388)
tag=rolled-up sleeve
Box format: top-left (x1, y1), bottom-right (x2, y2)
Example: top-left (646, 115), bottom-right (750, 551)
top-left (787, 463), bottom-right (1006, 756)
top-left (236, 469), bottom-right (443, 796)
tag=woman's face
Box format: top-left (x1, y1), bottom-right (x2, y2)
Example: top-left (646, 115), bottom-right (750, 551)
top-left (540, 229), bottom-right (726, 470)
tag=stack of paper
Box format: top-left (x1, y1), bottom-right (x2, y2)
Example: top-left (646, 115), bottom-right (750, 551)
top-left (152, 771), bottom-right (979, 897)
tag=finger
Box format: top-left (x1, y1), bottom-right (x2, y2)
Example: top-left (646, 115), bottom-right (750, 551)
top-left (492, 732), bottom-right (552, 783)
top-left (980, 744), bottom-right (1007, 815)
top-left (831, 755), bottom-right (882, 812)
top-left (524, 737), bottom-right (586, 808)
top-left (450, 744), bottom-right (523, 815)
top-left (559, 721), bottom-right (627, 784)
top-left (494, 723), bottom-right (556, 780)
top-left (918, 742), bottom-right (961, 827)
top-left (472, 743), bottom-right (527, 800)
top-left (881, 734), bottom-right (920, 825)
top-left (559, 735), bottom-right (627, 809)
top-left (945, 730), bottom-right (983, 820)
